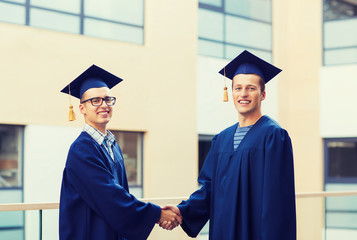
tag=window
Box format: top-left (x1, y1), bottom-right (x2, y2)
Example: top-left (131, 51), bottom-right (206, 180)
top-left (0, 0), bottom-right (144, 44)
top-left (111, 130), bottom-right (143, 197)
top-left (324, 138), bottom-right (357, 233)
top-left (199, 135), bottom-right (214, 173)
top-left (198, 134), bottom-right (214, 237)
top-left (0, 125), bottom-right (24, 240)
top-left (325, 138), bottom-right (357, 182)
top-left (0, 125), bottom-right (23, 188)
top-left (323, 0), bottom-right (357, 65)
top-left (198, 0), bottom-right (272, 60)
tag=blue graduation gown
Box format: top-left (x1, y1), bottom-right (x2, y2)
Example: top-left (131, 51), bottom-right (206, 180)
top-left (59, 132), bottom-right (161, 240)
top-left (178, 116), bottom-right (296, 239)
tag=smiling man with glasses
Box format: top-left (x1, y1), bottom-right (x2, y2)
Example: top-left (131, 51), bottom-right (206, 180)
top-left (59, 65), bottom-right (181, 240)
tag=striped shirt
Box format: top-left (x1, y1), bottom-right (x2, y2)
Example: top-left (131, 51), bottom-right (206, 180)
top-left (83, 123), bottom-right (116, 161)
top-left (233, 124), bottom-right (253, 151)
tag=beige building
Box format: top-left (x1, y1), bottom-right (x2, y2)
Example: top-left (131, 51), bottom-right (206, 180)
top-left (0, 0), bottom-right (356, 239)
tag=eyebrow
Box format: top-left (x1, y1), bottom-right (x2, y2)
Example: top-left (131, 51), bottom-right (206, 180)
top-left (233, 84), bottom-right (257, 88)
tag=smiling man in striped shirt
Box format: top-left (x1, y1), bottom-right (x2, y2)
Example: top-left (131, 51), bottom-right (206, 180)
top-left (162, 50), bottom-right (296, 240)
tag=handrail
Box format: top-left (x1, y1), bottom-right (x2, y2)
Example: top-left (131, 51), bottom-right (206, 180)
top-left (296, 190), bottom-right (357, 198)
top-left (1, 191), bottom-right (357, 212)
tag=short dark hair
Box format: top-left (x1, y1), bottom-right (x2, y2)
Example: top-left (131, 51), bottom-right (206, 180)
top-left (258, 77), bottom-right (265, 93)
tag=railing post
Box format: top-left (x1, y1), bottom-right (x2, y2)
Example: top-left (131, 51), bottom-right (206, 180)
top-left (39, 209), bottom-right (42, 240)
top-left (324, 197), bottom-right (327, 240)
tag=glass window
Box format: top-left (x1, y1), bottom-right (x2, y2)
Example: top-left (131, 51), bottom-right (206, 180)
top-left (325, 184), bottom-right (357, 231)
top-left (323, 0), bottom-right (357, 65)
top-left (84, 18), bottom-right (143, 44)
top-left (4, 0), bottom-right (25, 3)
top-left (225, 0), bottom-right (271, 22)
top-left (111, 131), bottom-right (143, 196)
top-left (30, 9), bottom-right (80, 34)
top-left (225, 45), bottom-right (271, 61)
top-left (198, 0), bottom-right (272, 59)
top-left (0, 0), bottom-right (145, 45)
top-left (84, 0), bottom-right (144, 26)
top-left (324, 0), bottom-right (357, 21)
top-left (225, 15), bottom-right (271, 50)
top-left (199, 135), bottom-right (214, 173)
top-left (31, 0), bottom-right (80, 14)
top-left (324, 140), bottom-right (357, 234)
top-left (326, 184), bottom-right (357, 211)
top-left (0, 2), bottom-right (25, 25)
top-left (324, 47), bottom-right (357, 65)
top-left (198, 9), bottom-right (224, 42)
top-left (0, 229), bottom-right (23, 240)
top-left (324, 18), bottom-right (357, 48)
top-left (198, 135), bottom-right (213, 238)
top-left (326, 140), bottom-right (357, 179)
top-left (198, 39), bottom-right (224, 58)
top-left (0, 125), bottom-right (24, 239)
top-left (200, 0), bottom-right (222, 7)
top-left (0, 125), bottom-right (23, 188)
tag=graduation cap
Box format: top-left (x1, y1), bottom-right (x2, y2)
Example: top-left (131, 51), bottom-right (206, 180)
top-left (219, 50), bottom-right (282, 102)
top-left (61, 64), bottom-right (123, 121)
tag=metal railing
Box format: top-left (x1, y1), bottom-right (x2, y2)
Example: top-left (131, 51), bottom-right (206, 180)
top-left (1, 192), bottom-right (357, 240)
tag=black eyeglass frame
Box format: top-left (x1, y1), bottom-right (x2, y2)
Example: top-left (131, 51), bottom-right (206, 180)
top-left (80, 96), bottom-right (117, 106)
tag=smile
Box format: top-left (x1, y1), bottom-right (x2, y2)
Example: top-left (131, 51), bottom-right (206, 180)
top-left (97, 111), bottom-right (109, 115)
top-left (238, 100), bottom-right (251, 104)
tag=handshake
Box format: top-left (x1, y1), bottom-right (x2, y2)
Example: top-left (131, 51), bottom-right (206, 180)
top-left (157, 205), bottom-right (182, 230)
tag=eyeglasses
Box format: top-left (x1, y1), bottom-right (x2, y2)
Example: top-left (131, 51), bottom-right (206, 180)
top-left (81, 96), bottom-right (116, 106)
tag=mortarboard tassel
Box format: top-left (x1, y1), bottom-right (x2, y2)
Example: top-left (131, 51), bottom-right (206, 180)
top-left (69, 105), bottom-right (76, 121)
top-left (223, 86), bottom-right (228, 102)
top-left (68, 84), bottom-right (76, 121)
top-left (223, 68), bottom-right (228, 102)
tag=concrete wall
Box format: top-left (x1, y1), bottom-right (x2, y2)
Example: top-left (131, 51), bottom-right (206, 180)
top-left (274, 0), bottom-right (324, 239)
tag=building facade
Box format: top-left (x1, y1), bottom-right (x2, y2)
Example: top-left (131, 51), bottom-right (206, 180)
top-left (0, 0), bottom-right (356, 239)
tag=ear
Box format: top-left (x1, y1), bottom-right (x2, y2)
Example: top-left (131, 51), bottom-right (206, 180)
top-left (261, 91), bottom-right (266, 101)
top-left (79, 103), bottom-right (86, 115)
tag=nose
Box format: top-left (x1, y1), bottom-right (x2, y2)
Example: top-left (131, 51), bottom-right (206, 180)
top-left (241, 89), bottom-right (248, 97)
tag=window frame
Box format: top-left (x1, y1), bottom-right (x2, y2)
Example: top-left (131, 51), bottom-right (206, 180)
top-left (0, 124), bottom-right (25, 239)
top-left (198, 0), bottom-right (273, 59)
top-left (0, 124), bottom-right (24, 190)
top-left (109, 130), bottom-right (144, 196)
top-left (322, 0), bottom-right (357, 66)
top-left (0, 0), bottom-right (145, 44)
top-left (324, 137), bottom-right (357, 184)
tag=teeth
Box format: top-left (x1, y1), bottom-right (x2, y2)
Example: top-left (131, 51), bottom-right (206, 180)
top-left (240, 101), bottom-right (250, 104)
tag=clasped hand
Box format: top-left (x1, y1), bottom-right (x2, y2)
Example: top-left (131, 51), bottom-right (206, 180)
top-left (157, 205), bottom-right (182, 230)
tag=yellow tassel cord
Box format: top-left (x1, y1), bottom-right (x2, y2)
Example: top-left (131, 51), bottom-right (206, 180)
top-left (68, 84), bottom-right (76, 121)
top-left (223, 86), bottom-right (228, 102)
top-left (223, 68), bottom-right (228, 102)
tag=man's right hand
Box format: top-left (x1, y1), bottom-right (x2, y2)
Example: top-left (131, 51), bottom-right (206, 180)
top-left (158, 205), bottom-right (182, 230)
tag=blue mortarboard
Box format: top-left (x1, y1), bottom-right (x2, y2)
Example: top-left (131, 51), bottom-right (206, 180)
top-left (61, 64), bottom-right (123, 99)
top-left (60, 64), bottom-right (123, 121)
top-left (218, 50), bottom-right (282, 83)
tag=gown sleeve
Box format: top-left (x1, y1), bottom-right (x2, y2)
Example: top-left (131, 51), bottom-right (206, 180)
top-left (261, 128), bottom-right (296, 240)
top-left (177, 135), bottom-right (218, 237)
top-left (65, 138), bottom-right (161, 240)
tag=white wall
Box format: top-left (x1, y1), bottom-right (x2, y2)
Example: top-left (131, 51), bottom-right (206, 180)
top-left (24, 124), bottom-right (81, 240)
top-left (320, 64), bottom-right (357, 138)
top-left (197, 56), bottom-right (279, 135)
